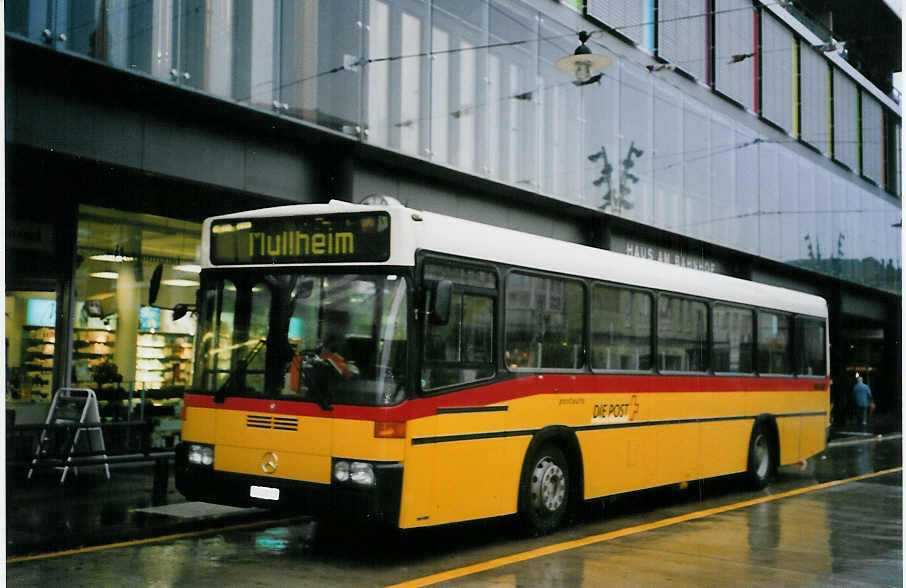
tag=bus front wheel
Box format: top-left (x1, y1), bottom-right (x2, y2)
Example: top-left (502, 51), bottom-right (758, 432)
top-left (746, 422), bottom-right (774, 489)
top-left (518, 443), bottom-right (570, 535)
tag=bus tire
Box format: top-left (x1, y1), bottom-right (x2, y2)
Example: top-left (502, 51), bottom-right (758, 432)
top-left (518, 443), bottom-right (570, 535)
top-left (746, 421), bottom-right (773, 489)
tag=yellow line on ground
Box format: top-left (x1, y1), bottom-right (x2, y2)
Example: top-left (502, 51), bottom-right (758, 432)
top-left (387, 467), bottom-right (902, 588)
top-left (6, 515), bottom-right (305, 564)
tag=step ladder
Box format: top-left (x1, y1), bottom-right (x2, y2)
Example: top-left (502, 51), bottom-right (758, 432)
top-left (27, 388), bottom-right (110, 483)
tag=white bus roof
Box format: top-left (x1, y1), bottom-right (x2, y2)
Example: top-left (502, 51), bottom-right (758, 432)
top-left (202, 200), bottom-right (827, 318)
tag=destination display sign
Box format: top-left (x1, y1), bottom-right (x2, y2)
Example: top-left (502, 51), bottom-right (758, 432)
top-left (210, 212), bottom-right (391, 265)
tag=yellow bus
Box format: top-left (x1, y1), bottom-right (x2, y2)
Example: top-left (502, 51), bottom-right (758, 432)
top-left (174, 199), bottom-right (829, 534)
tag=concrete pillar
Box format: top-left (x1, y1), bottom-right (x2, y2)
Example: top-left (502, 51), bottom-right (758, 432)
top-left (113, 229), bottom-right (142, 391)
top-left (883, 297), bottom-right (901, 420)
top-left (826, 290), bottom-right (847, 426)
top-left (53, 209), bottom-right (79, 392)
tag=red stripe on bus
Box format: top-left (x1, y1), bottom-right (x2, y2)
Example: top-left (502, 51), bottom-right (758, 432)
top-left (184, 374), bottom-right (827, 423)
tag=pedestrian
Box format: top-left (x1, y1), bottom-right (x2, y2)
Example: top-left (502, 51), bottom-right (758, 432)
top-left (851, 373), bottom-right (874, 429)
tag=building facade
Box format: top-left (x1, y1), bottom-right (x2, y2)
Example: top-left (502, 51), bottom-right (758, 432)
top-left (5, 0), bottom-right (901, 433)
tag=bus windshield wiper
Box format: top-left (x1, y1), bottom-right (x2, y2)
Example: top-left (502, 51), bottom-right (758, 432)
top-left (295, 350), bottom-right (335, 411)
top-left (214, 338), bottom-right (266, 403)
top-left (312, 360), bottom-right (334, 411)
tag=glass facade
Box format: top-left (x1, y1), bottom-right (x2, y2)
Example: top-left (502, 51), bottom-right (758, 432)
top-left (6, 0), bottom-right (900, 293)
top-left (657, 0), bottom-right (707, 81)
top-left (714, 0), bottom-right (755, 110)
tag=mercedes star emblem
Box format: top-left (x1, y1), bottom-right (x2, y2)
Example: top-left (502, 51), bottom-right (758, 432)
top-left (261, 451), bottom-right (279, 474)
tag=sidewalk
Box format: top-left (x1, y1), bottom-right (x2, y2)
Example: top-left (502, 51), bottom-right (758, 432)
top-left (6, 461), bottom-right (270, 558)
top-left (828, 411), bottom-right (901, 442)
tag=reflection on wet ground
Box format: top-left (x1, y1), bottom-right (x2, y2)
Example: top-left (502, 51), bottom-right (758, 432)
top-left (439, 471), bottom-right (901, 587)
top-left (6, 464), bottom-right (195, 556)
top-left (813, 436), bottom-right (902, 483)
top-left (6, 437), bottom-right (902, 587)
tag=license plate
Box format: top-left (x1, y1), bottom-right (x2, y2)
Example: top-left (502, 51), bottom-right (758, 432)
top-left (250, 485), bottom-right (280, 501)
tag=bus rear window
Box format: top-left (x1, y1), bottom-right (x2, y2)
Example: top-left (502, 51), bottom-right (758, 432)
top-left (795, 318), bottom-right (826, 376)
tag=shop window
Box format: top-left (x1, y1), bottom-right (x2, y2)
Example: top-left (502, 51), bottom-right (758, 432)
top-left (6, 292), bottom-right (57, 403)
top-left (75, 205), bottom-right (200, 434)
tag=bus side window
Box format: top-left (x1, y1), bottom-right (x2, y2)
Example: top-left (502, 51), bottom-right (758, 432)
top-left (657, 294), bottom-right (708, 372)
top-left (505, 273), bottom-right (585, 370)
top-left (422, 262), bottom-right (497, 391)
top-left (423, 293), bottom-right (494, 389)
top-left (757, 312), bottom-right (792, 374)
top-left (712, 304), bottom-right (754, 373)
top-left (590, 285), bottom-right (652, 371)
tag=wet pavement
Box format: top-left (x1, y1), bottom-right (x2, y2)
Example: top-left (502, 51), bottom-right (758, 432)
top-left (5, 419), bottom-right (902, 586)
top-left (6, 462), bottom-right (269, 557)
top-left (426, 471), bottom-right (902, 587)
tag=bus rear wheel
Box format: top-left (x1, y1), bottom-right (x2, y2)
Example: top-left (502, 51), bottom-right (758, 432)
top-left (518, 444), bottom-right (570, 535)
top-left (746, 422), bottom-right (774, 489)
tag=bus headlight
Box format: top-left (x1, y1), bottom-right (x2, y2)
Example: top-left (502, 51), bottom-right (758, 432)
top-left (187, 443), bottom-right (214, 466)
top-left (349, 462), bottom-right (375, 486)
top-left (333, 460), bottom-right (350, 482)
top-left (332, 459), bottom-right (376, 487)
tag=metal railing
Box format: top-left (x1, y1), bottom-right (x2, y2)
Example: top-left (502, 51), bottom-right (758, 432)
top-left (7, 420), bottom-right (176, 504)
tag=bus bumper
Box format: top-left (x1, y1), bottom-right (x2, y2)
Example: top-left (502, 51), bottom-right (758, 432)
top-left (174, 443), bottom-right (403, 526)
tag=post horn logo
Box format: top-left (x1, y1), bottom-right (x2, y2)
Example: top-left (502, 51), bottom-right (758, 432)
top-left (261, 451), bottom-right (279, 474)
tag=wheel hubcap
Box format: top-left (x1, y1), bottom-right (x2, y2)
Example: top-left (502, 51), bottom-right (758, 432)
top-left (531, 456), bottom-right (566, 513)
top-left (753, 434), bottom-right (769, 479)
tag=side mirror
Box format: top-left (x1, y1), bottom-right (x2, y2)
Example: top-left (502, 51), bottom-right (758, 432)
top-left (149, 264), bottom-right (164, 305)
top-left (429, 280), bottom-right (453, 326)
top-left (172, 303), bottom-right (190, 321)
top-left (149, 263), bottom-right (196, 320)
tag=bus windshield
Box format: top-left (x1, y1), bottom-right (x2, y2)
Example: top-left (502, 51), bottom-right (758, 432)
top-left (195, 271), bottom-right (409, 407)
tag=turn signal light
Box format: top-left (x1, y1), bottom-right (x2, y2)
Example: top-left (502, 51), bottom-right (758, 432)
top-left (374, 421), bottom-right (406, 438)
top-left (180, 406), bottom-right (187, 421)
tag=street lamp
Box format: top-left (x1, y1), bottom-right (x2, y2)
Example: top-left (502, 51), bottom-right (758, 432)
top-left (556, 31), bottom-right (611, 86)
